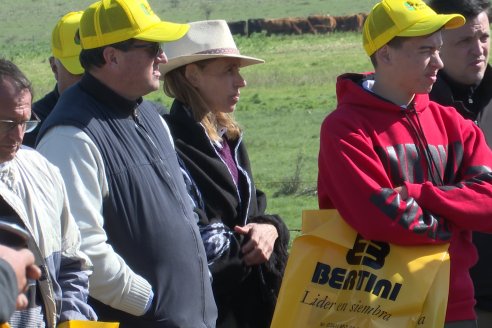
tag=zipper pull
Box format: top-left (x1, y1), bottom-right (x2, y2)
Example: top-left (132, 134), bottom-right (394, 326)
top-left (133, 108), bottom-right (140, 124)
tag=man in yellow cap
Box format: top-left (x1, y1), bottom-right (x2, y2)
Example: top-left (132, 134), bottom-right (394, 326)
top-left (23, 11), bottom-right (84, 147)
top-left (317, 0), bottom-right (492, 327)
top-left (36, 0), bottom-right (217, 327)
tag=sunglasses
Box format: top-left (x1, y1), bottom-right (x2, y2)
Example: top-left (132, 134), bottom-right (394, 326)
top-left (0, 111), bottom-right (41, 134)
top-left (130, 42), bottom-right (163, 58)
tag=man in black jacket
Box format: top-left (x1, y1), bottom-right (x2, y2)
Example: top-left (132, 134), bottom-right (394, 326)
top-left (36, 0), bottom-right (217, 327)
top-left (428, 0), bottom-right (492, 326)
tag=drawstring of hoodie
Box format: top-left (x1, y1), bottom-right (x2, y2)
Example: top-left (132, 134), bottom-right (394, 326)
top-left (403, 103), bottom-right (444, 186)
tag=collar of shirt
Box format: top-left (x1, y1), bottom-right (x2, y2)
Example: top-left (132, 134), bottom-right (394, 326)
top-left (79, 73), bottom-right (142, 117)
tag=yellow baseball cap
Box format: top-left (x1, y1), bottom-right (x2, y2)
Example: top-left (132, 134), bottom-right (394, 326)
top-left (79, 0), bottom-right (190, 50)
top-left (51, 11), bottom-right (84, 75)
top-left (363, 0), bottom-right (465, 56)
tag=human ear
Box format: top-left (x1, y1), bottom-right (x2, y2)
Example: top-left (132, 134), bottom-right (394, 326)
top-left (103, 47), bottom-right (118, 66)
top-left (185, 64), bottom-right (200, 87)
top-left (376, 45), bottom-right (392, 65)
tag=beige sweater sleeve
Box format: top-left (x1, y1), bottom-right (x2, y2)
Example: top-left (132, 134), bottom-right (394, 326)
top-left (37, 126), bottom-right (152, 316)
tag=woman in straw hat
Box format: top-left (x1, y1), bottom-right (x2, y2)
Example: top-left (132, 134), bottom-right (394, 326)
top-left (160, 20), bottom-right (289, 328)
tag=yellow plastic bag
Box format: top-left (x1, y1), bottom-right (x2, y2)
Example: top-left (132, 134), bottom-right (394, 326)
top-left (271, 209), bottom-right (450, 328)
top-left (57, 321), bottom-right (119, 328)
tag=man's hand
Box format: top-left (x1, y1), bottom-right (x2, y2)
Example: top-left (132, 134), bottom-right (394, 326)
top-left (0, 245), bottom-right (41, 309)
top-left (234, 223), bottom-right (279, 266)
top-left (394, 185), bottom-right (409, 201)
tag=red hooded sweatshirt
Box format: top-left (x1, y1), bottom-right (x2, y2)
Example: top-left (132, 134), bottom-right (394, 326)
top-left (318, 73), bottom-right (492, 322)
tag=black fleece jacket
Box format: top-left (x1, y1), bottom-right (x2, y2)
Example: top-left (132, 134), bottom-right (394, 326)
top-left (165, 100), bottom-right (289, 328)
top-left (430, 65), bottom-right (492, 312)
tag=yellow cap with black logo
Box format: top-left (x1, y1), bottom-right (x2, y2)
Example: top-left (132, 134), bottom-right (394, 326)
top-left (363, 0), bottom-right (465, 56)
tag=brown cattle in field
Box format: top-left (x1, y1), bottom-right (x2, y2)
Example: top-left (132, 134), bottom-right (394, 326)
top-left (263, 17), bottom-right (316, 36)
top-left (307, 15), bottom-right (337, 33)
top-left (247, 18), bottom-right (265, 36)
top-left (294, 17), bottom-right (317, 34)
top-left (359, 12), bottom-right (369, 26)
top-left (227, 20), bottom-right (247, 36)
top-left (334, 14), bottom-right (365, 32)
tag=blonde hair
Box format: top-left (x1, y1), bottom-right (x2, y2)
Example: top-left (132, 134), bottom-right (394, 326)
top-left (163, 59), bottom-right (241, 142)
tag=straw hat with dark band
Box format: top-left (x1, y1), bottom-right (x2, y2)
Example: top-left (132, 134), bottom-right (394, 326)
top-left (160, 20), bottom-right (264, 77)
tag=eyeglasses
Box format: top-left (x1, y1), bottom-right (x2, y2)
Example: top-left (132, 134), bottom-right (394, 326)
top-left (130, 42), bottom-right (163, 58)
top-left (0, 111), bottom-right (41, 134)
top-left (114, 42), bottom-right (162, 58)
top-left (111, 39), bottom-right (163, 58)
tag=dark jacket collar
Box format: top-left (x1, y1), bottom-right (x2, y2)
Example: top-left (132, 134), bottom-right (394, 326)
top-left (433, 65), bottom-right (492, 120)
top-left (79, 73), bottom-right (142, 116)
top-left (473, 65), bottom-right (492, 112)
top-left (169, 99), bottom-right (193, 119)
top-left (438, 70), bottom-right (475, 104)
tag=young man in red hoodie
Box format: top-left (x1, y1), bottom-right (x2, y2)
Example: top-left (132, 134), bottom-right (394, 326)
top-left (318, 0), bottom-right (492, 327)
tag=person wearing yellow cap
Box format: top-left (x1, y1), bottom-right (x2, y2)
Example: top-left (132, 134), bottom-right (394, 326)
top-left (23, 11), bottom-right (84, 148)
top-left (36, 0), bottom-right (217, 327)
top-left (317, 0), bottom-right (492, 327)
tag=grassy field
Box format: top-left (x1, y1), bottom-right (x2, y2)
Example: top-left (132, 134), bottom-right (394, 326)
top-left (230, 33), bottom-right (371, 236)
top-left (0, 1), bottom-right (374, 238)
top-left (0, 0), bottom-right (378, 45)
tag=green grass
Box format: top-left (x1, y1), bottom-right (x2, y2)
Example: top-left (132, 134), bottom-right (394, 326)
top-left (0, 0), bottom-right (378, 45)
top-left (234, 33), bottom-right (371, 231)
top-left (150, 33), bottom-right (372, 232)
top-left (11, 33), bottom-right (372, 237)
top-left (1, 1), bottom-right (375, 237)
